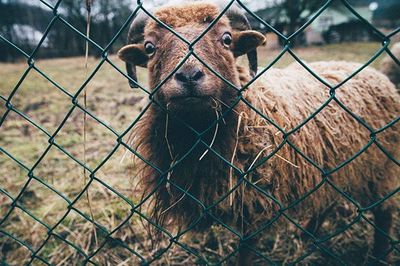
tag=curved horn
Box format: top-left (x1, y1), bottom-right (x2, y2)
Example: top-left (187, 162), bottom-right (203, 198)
top-left (214, 1), bottom-right (259, 77)
top-left (125, 12), bottom-right (150, 88)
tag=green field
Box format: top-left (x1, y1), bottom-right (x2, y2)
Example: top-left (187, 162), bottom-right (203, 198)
top-left (0, 42), bottom-right (398, 265)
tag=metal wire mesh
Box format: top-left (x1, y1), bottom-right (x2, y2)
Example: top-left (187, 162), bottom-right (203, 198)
top-left (0, 0), bottom-right (399, 265)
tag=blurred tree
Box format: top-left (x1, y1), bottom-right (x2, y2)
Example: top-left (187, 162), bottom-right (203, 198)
top-left (0, 0), bottom-right (52, 61)
top-left (279, 0), bottom-right (324, 35)
top-left (49, 0), bottom-right (122, 56)
top-left (0, 0), bottom-right (132, 61)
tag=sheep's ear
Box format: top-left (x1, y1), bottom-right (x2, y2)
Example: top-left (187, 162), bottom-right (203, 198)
top-left (118, 44), bottom-right (148, 66)
top-left (232, 30), bottom-right (266, 57)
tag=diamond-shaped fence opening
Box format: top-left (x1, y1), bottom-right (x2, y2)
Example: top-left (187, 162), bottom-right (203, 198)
top-left (0, 0), bottom-right (399, 265)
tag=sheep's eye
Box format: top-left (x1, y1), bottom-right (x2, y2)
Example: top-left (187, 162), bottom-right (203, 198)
top-left (222, 33), bottom-right (232, 47)
top-left (144, 42), bottom-right (156, 55)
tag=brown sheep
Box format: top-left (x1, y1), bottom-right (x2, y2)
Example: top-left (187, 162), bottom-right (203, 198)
top-left (118, 2), bottom-right (400, 265)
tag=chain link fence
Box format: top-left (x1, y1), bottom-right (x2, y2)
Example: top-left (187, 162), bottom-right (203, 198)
top-left (0, 0), bottom-right (399, 265)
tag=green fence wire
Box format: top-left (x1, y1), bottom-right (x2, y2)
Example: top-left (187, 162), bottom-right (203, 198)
top-left (0, 0), bottom-right (399, 265)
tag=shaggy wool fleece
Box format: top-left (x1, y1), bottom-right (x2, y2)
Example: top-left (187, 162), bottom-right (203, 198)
top-left (236, 62), bottom-right (399, 230)
top-left (131, 61), bottom-right (399, 234)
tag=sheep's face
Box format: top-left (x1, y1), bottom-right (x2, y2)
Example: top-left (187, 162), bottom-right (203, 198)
top-left (118, 3), bottom-right (265, 113)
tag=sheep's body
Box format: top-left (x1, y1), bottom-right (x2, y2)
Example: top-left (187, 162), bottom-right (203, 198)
top-left (380, 42), bottom-right (400, 86)
top-left (133, 61), bottom-right (399, 234)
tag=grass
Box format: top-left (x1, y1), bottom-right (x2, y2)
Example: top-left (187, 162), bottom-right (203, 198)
top-left (0, 42), bottom-right (399, 265)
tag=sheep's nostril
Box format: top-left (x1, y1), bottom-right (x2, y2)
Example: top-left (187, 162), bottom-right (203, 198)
top-left (175, 71), bottom-right (188, 83)
top-left (175, 67), bottom-right (204, 85)
top-left (192, 69), bottom-right (204, 81)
